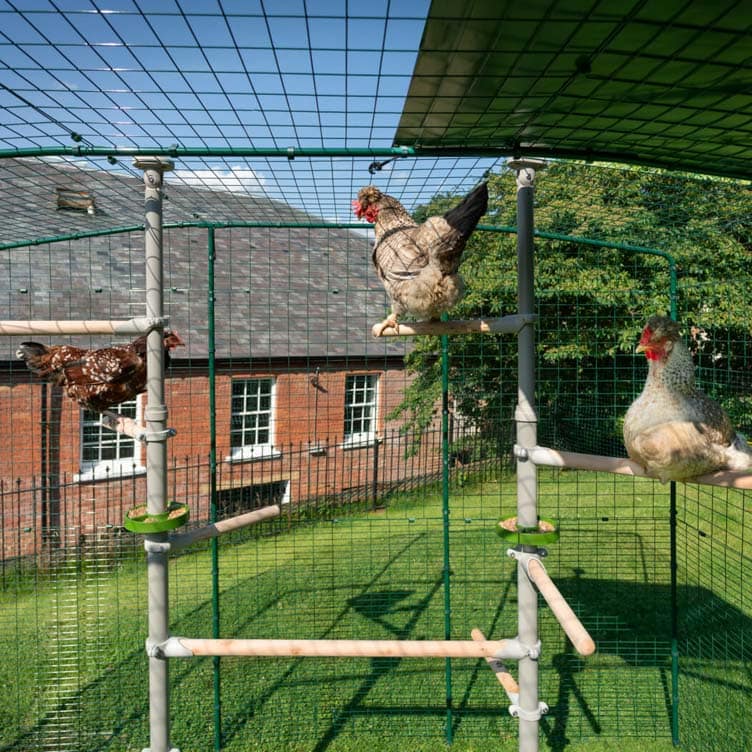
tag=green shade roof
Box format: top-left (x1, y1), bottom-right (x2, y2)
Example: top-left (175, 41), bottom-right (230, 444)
top-left (396, 0), bottom-right (752, 179)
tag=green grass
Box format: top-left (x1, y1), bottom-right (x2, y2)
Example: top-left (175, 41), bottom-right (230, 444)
top-left (0, 469), bottom-right (750, 751)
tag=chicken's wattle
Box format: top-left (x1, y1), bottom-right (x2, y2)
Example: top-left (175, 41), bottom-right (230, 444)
top-left (351, 200), bottom-right (378, 223)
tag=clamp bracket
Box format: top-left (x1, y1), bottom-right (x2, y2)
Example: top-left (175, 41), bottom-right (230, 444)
top-left (509, 701), bottom-right (549, 721)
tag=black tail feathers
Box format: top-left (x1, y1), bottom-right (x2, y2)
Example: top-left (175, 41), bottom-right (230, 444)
top-left (443, 182), bottom-right (488, 237)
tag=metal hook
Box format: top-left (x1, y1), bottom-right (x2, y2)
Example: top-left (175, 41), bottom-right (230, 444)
top-left (367, 154), bottom-right (405, 175)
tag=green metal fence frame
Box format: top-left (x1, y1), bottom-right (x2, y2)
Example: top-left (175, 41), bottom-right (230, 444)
top-left (0, 202), bottom-right (680, 751)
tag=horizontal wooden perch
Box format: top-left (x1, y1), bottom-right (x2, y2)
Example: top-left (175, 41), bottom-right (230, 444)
top-left (372, 314), bottom-right (535, 338)
top-left (527, 446), bottom-right (752, 490)
top-left (170, 504), bottom-right (281, 551)
top-left (0, 317), bottom-right (163, 337)
top-left (160, 636), bottom-right (518, 660)
top-left (471, 628), bottom-right (519, 701)
top-left (524, 558), bottom-right (596, 657)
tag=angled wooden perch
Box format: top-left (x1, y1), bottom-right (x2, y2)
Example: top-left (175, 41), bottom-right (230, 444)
top-left (523, 558), bottom-right (596, 657)
top-left (100, 411), bottom-right (148, 441)
top-left (471, 628), bottom-right (520, 702)
top-left (170, 504), bottom-right (282, 552)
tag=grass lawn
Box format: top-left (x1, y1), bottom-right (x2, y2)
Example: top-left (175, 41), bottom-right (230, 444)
top-left (0, 468), bottom-right (749, 751)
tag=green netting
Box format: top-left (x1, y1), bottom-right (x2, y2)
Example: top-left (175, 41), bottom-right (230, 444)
top-left (0, 3), bottom-right (751, 752)
top-left (0, 158), bottom-right (750, 752)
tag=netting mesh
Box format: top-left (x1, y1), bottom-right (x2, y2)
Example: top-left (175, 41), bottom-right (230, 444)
top-left (0, 155), bottom-right (749, 752)
top-left (1, 2), bottom-right (751, 749)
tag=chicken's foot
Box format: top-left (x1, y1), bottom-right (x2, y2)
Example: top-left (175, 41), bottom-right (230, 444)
top-left (374, 314), bottom-right (399, 336)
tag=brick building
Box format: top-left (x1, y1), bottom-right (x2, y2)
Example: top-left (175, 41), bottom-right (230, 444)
top-left (0, 158), bottom-right (442, 560)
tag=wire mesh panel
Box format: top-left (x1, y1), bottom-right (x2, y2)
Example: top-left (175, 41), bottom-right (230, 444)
top-left (0, 154), bottom-right (750, 752)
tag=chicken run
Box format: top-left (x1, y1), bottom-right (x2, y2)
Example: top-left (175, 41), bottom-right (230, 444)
top-left (1, 4), bottom-right (752, 752)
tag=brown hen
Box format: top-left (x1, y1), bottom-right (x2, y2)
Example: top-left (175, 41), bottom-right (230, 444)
top-left (352, 182), bottom-right (488, 334)
top-left (16, 330), bottom-right (184, 412)
top-left (623, 315), bottom-right (751, 482)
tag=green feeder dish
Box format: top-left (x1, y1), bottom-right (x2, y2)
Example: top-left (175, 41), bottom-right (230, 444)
top-left (496, 516), bottom-right (559, 545)
top-left (124, 502), bottom-right (189, 534)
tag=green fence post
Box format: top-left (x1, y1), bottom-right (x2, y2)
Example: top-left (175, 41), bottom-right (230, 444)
top-left (441, 317), bottom-right (454, 744)
top-left (208, 226), bottom-right (222, 751)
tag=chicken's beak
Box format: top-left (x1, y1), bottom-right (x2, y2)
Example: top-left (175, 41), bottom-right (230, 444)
top-left (635, 343), bottom-right (647, 353)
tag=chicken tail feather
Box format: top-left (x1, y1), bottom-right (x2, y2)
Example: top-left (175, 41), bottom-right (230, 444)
top-left (16, 342), bottom-right (52, 376)
top-left (443, 181), bottom-right (488, 238)
top-left (726, 432), bottom-right (752, 470)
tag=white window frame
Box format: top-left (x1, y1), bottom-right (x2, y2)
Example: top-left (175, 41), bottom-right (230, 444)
top-left (342, 373), bottom-right (379, 448)
top-left (226, 377), bottom-right (281, 462)
top-left (75, 398), bottom-right (145, 482)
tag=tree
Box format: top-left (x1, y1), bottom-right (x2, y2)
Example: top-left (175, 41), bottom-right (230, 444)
top-left (390, 162), bottom-right (752, 455)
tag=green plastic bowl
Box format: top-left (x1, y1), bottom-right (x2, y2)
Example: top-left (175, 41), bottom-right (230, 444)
top-left (124, 502), bottom-right (189, 534)
top-left (496, 516), bottom-right (559, 545)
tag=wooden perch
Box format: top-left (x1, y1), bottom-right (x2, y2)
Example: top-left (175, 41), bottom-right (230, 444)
top-left (471, 628), bottom-right (519, 700)
top-left (170, 504), bottom-right (281, 551)
top-left (165, 636), bottom-right (512, 659)
top-left (372, 314), bottom-right (535, 338)
top-left (527, 446), bottom-right (752, 490)
top-left (0, 317), bottom-right (159, 336)
top-left (525, 558), bottom-right (596, 657)
top-left (100, 411), bottom-right (147, 441)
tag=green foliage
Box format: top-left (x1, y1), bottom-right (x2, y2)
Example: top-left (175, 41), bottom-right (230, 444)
top-left (392, 163), bottom-right (752, 450)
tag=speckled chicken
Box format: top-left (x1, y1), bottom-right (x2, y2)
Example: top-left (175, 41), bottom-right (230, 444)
top-left (352, 182), bottom-right (488, 334)
top-left (16, 331), bottom-right (184, 412)
top-left (623, 315), bottom-right (752, 482)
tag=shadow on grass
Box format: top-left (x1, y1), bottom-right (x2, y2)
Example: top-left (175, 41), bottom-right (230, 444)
top-left (217, 530), bottom-right (431, 750)
top-left (309, 578), bottom-right (445, 752)
top-left (4, 526), bottom-right (751, 752)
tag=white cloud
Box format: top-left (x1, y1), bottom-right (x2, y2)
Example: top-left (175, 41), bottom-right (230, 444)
top-left (171, 166), bottom-right (267, 194)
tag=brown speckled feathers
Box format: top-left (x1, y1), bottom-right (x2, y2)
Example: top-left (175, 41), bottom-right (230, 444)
top-left (16, 331), bottom-right (184, 412)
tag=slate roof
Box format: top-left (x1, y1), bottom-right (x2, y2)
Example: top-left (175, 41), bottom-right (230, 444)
top-left (0, 157), bottom-right (405, 361)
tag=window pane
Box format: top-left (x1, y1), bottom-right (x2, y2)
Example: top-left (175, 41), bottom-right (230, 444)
top-left (344, 374), bottom-right (377, 439)
top-left (231, 378), bottom-right (274, 449)
top-left (81, 400), bottom-right (138, 466)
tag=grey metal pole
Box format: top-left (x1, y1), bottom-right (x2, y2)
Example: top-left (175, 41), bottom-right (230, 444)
top-left (134, 156), bottom-right (176, 752)
top-left (510, 158), bottom-right (546, 752)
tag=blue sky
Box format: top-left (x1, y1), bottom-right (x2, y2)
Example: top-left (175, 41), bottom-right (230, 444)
top-left (0, 1), bottom-right (498, 221)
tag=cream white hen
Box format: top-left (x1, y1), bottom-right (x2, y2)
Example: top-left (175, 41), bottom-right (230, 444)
top-left (623, 315), bottom-right (752, 482)
top-left (352, 182), bottom-right (488, 334)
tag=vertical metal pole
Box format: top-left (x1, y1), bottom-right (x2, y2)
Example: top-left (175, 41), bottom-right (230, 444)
top-left (134, 156), bottom-right (176, 752)
top-left (510, 158), bottom-right (546, 752)
top-left (670, 481), bottom-right (680, 745)
top-left (668, 301), bottom-right (679, 746)
top-left (207, 227), bottom-right (222, 752)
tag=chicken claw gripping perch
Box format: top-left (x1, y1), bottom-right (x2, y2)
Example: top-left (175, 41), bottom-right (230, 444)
top-left (352, 182), bottom-right (488, 336)
top-left (623, 315), bottom-right (752, 483)
top-left (16, 331), bottom-right (184, 413)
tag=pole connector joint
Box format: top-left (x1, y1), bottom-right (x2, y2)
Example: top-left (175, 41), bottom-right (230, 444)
top-left (141, 427), bottom-right (178, 443)
top-left (143, 538), bottom-right (172, 554)
top-left (509, 701), bottom-right (549, 721)
top-left (145, 637), bottom-right (166, 659)
top-left (513, 444), bottom-right (529, 461)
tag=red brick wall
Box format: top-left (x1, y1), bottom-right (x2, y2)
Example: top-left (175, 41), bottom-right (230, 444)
top-left (0, 363), bottom-right (442, 560)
